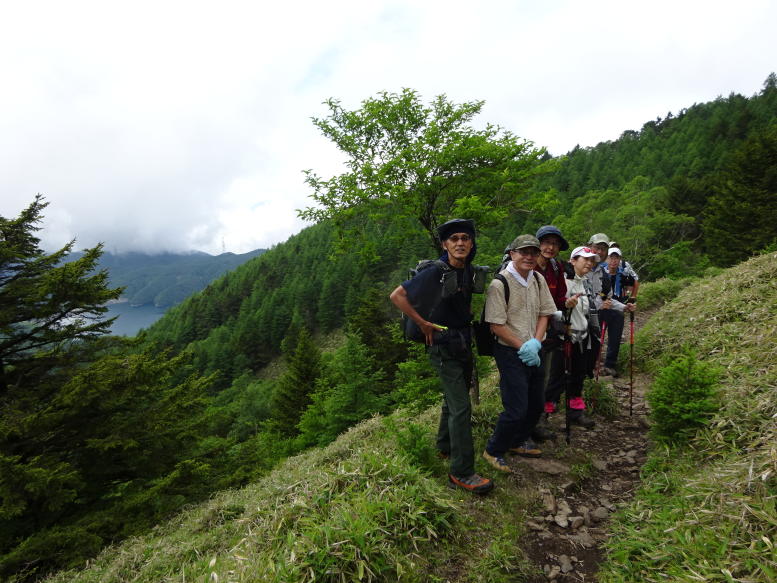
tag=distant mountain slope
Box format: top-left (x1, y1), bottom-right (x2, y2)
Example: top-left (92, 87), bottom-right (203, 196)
top-left (68, 248), bottom-right (266, 308)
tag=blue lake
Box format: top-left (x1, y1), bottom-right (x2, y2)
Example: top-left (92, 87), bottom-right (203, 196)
top-left (104, 302), bottom-right (168, 337)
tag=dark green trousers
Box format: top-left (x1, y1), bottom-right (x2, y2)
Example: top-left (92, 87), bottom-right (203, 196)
top-left (429, 344), bottom-right (475, 477)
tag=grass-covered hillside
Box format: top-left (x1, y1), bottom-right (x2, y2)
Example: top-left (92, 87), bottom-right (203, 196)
top-left (41, 253), bottom-right (777, 582)
top-left (601, 251), bottom-right (777, 582)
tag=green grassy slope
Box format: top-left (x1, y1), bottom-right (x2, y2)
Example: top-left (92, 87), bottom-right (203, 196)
top-left (42, 253), bottom-right (777, 583)
top-left (600, 251), bottom-right (777, 582)
top-left (42, 392), bottom-right (541, 583)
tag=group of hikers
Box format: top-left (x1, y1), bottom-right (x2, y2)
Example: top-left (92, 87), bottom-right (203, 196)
top-left (390, 219), bottom-right (638, 495)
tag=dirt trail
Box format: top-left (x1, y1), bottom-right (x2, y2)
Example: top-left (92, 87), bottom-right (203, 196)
top-left (516, 312), bottom-right (653, 582)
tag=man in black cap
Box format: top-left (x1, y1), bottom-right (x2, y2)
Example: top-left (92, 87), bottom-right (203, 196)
top-left (390, 219), bottom-right (493, 494)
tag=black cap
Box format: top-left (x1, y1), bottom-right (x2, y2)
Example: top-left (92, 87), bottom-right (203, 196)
top-left (437, 218), bottom-right (476, 241)
top-left (535, 225), bottom-right (569, 251)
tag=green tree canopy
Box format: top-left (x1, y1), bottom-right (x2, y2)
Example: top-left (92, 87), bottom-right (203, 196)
top-left (0, 195), bottom-right (121, 393)
top-left (299, 89), bottom-right (552, 254)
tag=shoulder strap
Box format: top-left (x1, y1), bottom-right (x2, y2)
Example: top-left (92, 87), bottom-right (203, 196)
top-left (494, 273), bottom-right (509, 305)
top-left (480, 273), bottom-right (510, 325)
top-left (434, 259), bottom-right (452, 273)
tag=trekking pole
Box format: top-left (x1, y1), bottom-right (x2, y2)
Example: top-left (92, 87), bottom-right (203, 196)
top-left (594, 321), bottom-right (608, 382)
top-left (629, 308), bottom-right (635, 417)
top-left (563, 308), bottom-right (573, 445)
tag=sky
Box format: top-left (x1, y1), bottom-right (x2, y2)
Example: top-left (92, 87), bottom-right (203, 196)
top-left (1, 0), bottom-right (775, 255)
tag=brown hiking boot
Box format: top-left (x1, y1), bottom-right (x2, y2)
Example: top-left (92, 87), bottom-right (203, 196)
top-left (509, 438), bottom-right (542, 458)
top-left (448, 473), bottom-right (494, 495)
top-left (482, 451), bottom-right (512, 473)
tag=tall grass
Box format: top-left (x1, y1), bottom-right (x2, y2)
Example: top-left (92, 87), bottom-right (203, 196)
top-left (42, 417), bottom-right (459, 583)
top-left (599, 252), bottom-right (777, 582)
top-left (43, 389), bottom-right (538, 583)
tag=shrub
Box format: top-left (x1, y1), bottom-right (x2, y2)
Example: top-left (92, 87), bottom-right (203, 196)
top-left (646, 347), bottom-right (721, 444)
top-left (382, 417), bottom-right (443, 474)
top-left (636, 276), bottom-right (697, 311)
top-left (584, 379), bottom-right (618, 419)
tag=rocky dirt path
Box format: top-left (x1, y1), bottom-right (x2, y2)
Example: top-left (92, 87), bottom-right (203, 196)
top-left (515, 313), bottom-right (653, 582)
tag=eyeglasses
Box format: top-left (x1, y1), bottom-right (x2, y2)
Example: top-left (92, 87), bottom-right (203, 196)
top-left (511, 248), bottom-right (540, 256)
top-left (447, 234), bottom-right (471, 243)
top-left (540, 239), bottom-right (561, 247)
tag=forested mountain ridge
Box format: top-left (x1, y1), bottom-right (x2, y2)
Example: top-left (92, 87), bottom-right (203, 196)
top-left (543, 73), bottom-right (777, 269)
top-left (144, 76), bottom-right (777, 386)
top-left (2, 78), bottom-right (775, 580)
top-left (65, 248), bottom-right (266, 308)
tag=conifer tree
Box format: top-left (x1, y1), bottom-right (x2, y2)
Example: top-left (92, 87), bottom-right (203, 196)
top-left (0, 195), bottom-right (122, 393)
top-left (0, 197), bottom-right (214, 579)
top-left (269, 327), bottom-right (321, 435)
top-left (703, 123), bottom-right (777, 264)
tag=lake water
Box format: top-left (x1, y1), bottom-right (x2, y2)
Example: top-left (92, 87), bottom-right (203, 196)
top-left (104, 302), bottom-right (168, 337)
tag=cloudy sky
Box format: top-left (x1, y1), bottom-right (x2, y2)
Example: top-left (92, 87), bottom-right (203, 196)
top-left (1, 0), bottom-right (774, 255)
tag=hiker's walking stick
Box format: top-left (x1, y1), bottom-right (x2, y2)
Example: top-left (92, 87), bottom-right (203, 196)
top-left (594, 321), bottom-right (607, 382)
top-left (629, 309), bottom-right (635, 417)
top-left (563, 309), bottom-right (573, 444)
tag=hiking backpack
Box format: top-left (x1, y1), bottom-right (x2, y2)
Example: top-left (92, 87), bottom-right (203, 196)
top-left (401, 259), bottom-right (489, 343)
top-left (473, 268), bottom-right (544, 356)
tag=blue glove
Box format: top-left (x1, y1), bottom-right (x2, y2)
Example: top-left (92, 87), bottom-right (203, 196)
top-left (517, 338), bottom-right (542, 367)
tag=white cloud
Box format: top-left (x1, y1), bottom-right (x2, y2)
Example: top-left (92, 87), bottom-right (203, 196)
top-left (1, 0), bottom-right (774, 254)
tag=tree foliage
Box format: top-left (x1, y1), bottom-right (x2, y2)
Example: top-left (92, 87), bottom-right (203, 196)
top-left (0, 199), bottom-right (216, 580)
top-left (0, 195), bottom-right (121, 392)
top-left (269, 327), bottom-right (322, 436)
top-left (702, 122), bottom-right (777, 263)
top-left (299, 89), bottom-right (551, 253)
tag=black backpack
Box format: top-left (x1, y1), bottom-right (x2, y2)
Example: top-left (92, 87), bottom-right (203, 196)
top-left (401, 260), bottom-right (453, 343)
top-left (401, 259), bottom-right (489, 343)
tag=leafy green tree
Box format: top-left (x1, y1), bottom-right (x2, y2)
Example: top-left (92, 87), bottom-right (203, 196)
top-left (299, 89), bottom-right (551, 254)
top-left (0, 195), bottom-right (121, 393)
top-left (552, 177), bottom-right (697, 278)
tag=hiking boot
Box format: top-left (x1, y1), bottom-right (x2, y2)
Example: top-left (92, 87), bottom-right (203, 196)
top-left (448, 473), bottom-right (494, 495)
top-left (509, 439), bottom-right (542, 458)
top-left (600, 366), bottom-right (618, 377)
top-left (569, 411), bottom-right (596, 429)
top-left (482, 451), bottom-right (512, 473)
top-left (531, 420), bottom-right (557, 443)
